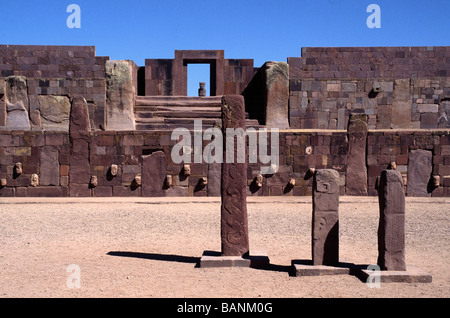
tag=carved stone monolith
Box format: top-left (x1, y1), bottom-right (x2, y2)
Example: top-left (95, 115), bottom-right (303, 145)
top-left (312, 169), bottom-right (340, 266)
top-left (377, 169), bottom-right (406, 271)
top-left (346, 114), bottom-right (368, 195)
top-left (220, 95), bottom-right (249, 257)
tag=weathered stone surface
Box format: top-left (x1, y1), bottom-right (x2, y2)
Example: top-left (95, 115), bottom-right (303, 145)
top-left (6, 76), bottom-right (30, 131)
top-left (377, 170), bottom-right (406, 271)
top-left (0, 90), bottom-right (6, 129)
top-left (264, 62), bottom-right (290, 129)
top-left (142, 151), bottom-right (166, 197)
top-left (69, 95), bottom-right (91, 137)
top-left (220, 95), bottom-right (249, 257)
top-left (438, 101), bottom-right (450, 128)
top-left (206, 163), bottom-right (221, 196)
top-left (312, 169), bottom-right (340, 266)
top-left (105, 60), bottom-right (136, 131)
top-left (40, 146), bottom-right (59, 186)
top-left (407, 149), bottom-right (432, 197)
top-left (391, 79), bottom-right (412, 129)
top-left (38, 95), bottom-right (71, 131)
top-left (69, 95), bottom-right (91, 195)
top-left (346, 114), bottom-right (368, 195)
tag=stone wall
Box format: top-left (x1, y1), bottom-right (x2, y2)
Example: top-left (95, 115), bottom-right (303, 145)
top-left (1, 45), bottom-right (450, 198)
top-left (288, 47), bottom-right (450, 130)
top-left (0, 45), bottom-right (109, 131)
top-left (1, 129), bottom-right (449, 197)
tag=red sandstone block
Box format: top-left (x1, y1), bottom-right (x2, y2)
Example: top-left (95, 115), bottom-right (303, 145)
top-left (69, 184), bottom-right (92, 197)
top-left (0, 187), bottom-right (14, 197)
top-left (122, 135), bottom-right (144, 146)
top-left (368, 166), bottom-right (382, 177)
top-left (113, 185), bottom-right (141, 197)
top-left (396, 154), bottom-right (409, 165)
top-left (28, 186), bottom-right (63, 197)
top-left (0, 135), bottom-right (19, 147)
top-left (15, 187), bottom-right (28, 197)
top-left (60, 165), bottom-right (69, 176)
top-left (93, 186), bottom-right (113, 197)
top-left (45, 134), bottom-right (65, 146)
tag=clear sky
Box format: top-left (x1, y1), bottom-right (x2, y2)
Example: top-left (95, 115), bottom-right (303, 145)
top-left (1, 0), bottom-right (449, 95)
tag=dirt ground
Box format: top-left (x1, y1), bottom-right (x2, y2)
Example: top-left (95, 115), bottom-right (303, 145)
top-left (0, 196), bottom-right (448, 299)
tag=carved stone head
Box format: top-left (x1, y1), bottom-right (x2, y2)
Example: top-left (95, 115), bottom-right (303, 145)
top-left (90, 176), bottom-right (98, 188)
top-left (288, 178), bottom-right (296, 187)
top-left (432, 175), bottom-right (440, 188)
top-left (165, 175), bottom-right (173, 188)
top-left (255, 174), bottom-right (263, 188)
top-left (199, 177), bottom-right (207, 186)
top-left (110, 164), bottom-right (118, 177)
top-left (183, 164), bottom-right (191, 177)
top-left (30, 174), bottom-right (39, 187)
top-left (14, 162), bottom-right (23, 176)
top-left (134, 174), bottom-right (142, 186)
top-left (315, 169), bottom-right (339, 194)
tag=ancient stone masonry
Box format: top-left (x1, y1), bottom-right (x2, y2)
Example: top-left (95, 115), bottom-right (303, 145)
top-left (0, 45), bottom-right (449, 197)
top-left (288, 47), bottom-right (450, 130)
top-left (220, 95), bottom-right (249, 257)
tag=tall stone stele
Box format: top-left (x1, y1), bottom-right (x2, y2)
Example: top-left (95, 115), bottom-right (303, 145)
top-left (312, 169), bottom-right (340, 266)
top-left (377, 169), bottom-right (406, 271)
top-left (346, 114), bottom-right (368, 195)
top-left (220, 95), bottom-right (249, 257)
top-left (105, 60), bottom-right (136, 131)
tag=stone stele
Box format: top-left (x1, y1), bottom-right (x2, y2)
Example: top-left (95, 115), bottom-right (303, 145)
top-left (312, 169), bottom-right (340, 266)
top-left (220, 95), bottom-right (249, 257)
top-left (377, 169), bottom-right (406, 271)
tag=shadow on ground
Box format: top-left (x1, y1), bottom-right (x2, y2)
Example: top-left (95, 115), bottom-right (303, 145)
top-left (107, 251), bottom-right (295, 275)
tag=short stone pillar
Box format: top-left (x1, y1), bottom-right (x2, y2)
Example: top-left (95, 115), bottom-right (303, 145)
top-left (357, 168), bottom-right (432, 283)
top-left (220, 95), bottom-right (249, 257)
top-left (198, 82), bottom-right (206, 97)
top-left (377, 169), bottom-right (406, 271)
top-left (312, 169), bottom-right (340, 266)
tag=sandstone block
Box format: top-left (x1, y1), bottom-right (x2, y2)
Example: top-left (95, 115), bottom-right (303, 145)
top-left (40, 146), bottom-right (59, 186)
top-left (377, 170), bottom-right (406, 271)
top-left (264, 62), bottom-right (289, 129)
top-left (38, 95), bottom-right (71, 131)
top-left (105, 60), bottom-right (136, 131)
top-left (407, 149), bottom-right (432, 197)
top-left (312, 169), bottom-right (340, 266)
top-left (142, 151), bottom-right (166, 197)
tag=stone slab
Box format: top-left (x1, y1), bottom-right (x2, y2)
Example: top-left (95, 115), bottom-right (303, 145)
top-left (357, 265), bottom-right (432, 283)
top-left (199, 250), bottom-right (269, 269)
top-left (293, 260), bottom-right (355, 276)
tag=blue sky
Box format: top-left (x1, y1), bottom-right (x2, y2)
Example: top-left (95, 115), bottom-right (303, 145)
top-left (1, 0), bottom-right (449, 95)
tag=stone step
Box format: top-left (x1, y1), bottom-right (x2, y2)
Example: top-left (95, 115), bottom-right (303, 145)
top-left (135, 119), bottom-right (264, 131)
top-left (136, 96), bottom-right (222, 107)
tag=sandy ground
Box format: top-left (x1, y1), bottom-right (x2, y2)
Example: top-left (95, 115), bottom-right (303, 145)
top-left (0, 196), bottom-right (448, 298)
